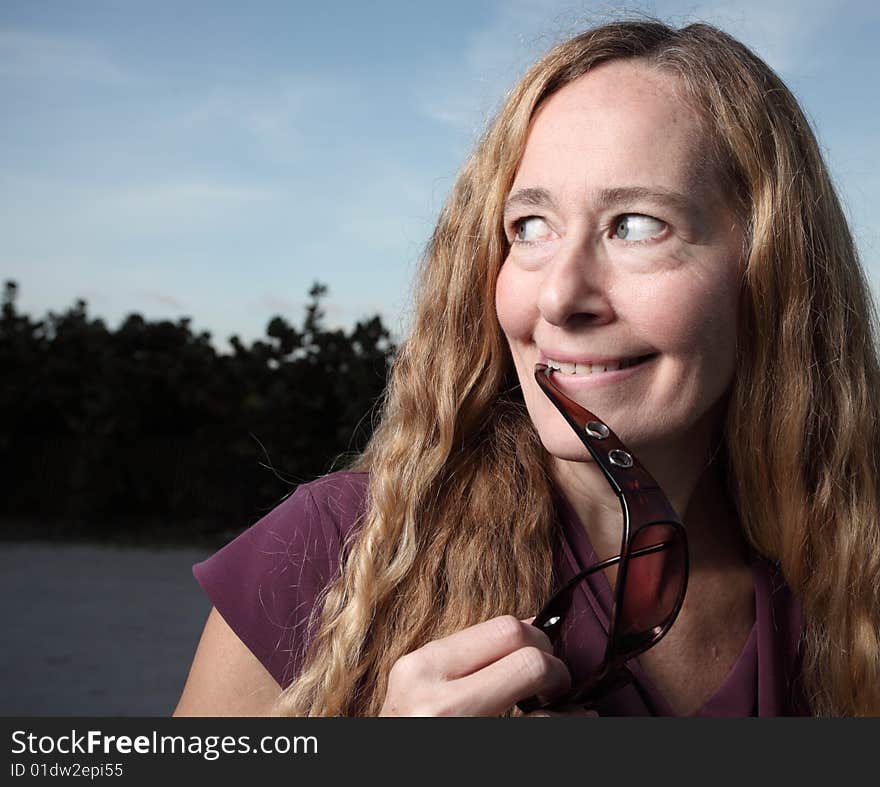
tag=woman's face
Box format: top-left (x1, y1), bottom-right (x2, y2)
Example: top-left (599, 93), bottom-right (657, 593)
top-left (495, 60), bottom-right (745, 466)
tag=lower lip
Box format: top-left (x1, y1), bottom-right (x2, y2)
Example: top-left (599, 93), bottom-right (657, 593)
top-left (540, 355), bottom-right (656, 391)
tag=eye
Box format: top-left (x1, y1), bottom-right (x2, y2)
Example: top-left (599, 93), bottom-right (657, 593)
top-left (511, 216), bottom-right (553, 245)
top-left (612, 214), bottom-right (666, 242)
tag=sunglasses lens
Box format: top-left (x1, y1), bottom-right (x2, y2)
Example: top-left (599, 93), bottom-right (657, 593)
top-left (523, 522), bottom-right (686, 713)
top-left (613, 522), bottom-right (686, 660)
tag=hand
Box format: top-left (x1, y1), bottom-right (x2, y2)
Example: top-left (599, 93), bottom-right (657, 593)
top-left (378, 614), bottom-right (572, 716)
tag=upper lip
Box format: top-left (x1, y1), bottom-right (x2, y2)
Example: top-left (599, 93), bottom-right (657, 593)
top-left (538, 349), bottom-right (653, 365)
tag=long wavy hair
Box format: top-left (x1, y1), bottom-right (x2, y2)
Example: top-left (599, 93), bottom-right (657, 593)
top-left (276, 20), bottom-right (880, 716)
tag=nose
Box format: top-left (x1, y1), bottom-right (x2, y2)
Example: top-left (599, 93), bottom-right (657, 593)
top-left (536, 237), bottom-right (614, 327)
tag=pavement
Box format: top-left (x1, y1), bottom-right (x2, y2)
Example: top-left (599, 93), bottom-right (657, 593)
top-left (0, 540), bottom-right (214, 716)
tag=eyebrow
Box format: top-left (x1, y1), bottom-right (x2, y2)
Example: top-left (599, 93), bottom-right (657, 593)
top-left (502, 185), bottom-right (695, 218)
top-left (502, 186), bottom-right (558, 216)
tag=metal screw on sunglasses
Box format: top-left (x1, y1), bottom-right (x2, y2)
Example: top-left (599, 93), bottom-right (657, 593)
top-left (516, 363), bottom-right (689, 714)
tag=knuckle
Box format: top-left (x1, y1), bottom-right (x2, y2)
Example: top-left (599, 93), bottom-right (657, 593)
top-left (513, 646), bottom-right (551, 684)
top-left (388, 651), bottom-right (422, 685)
top-left (490, 614), bottom-right (527, 650)
top-left (531, 624), bottom-right (555, 652)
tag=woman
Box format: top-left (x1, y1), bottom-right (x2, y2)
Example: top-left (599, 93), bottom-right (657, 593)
top-left (174, 20), bottom-right (880, 717)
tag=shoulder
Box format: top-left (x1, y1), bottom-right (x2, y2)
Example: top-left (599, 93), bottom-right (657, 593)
top-left (284, 470), bottom-right (371, 568)
top-left (196, 469), bottom-right (371, 596)
top-left (238, 470), bottom-right (370, 568)
top-left (191, 469), bottom-right (370, 689)
top-left (295, 470), bottom-right (371, 544)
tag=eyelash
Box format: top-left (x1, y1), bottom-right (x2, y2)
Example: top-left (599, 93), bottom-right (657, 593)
top-left (508, 214), bottom-right (664, 247)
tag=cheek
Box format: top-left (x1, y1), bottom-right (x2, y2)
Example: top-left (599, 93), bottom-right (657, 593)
top-left (494, 264), bottom-right (535, 339)
top-left (629, 275), bottom-right (739, 369)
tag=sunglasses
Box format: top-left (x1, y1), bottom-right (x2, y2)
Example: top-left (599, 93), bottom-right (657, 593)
top-left (516, 363), bottom-right (689, 713)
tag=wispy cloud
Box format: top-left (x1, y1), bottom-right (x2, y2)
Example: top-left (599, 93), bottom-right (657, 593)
top-left (413, 0), bottom-right (646, 134)
top-left (337, 170), bottom-right (434, 253)
top-left (0, 172), bottom-right (279, 243)
top-left (174, 74), bottom-right (357, 160)
top-left (413, 0), bottom-right (543, 134)
top-left (413, 0), bottom-right (851, 135)
top-left (253, 293), bottom-right (347, 327)
top-left (0, 29), bottom-right (133, 84)
top-left (261, 294), bottom-right (300, 314)
top-left (136, 290), bottom-right (186, 310)
top-left (101, 181), bottom-right (277, 231)
top-left (683, 0), bottom-right (846, 75)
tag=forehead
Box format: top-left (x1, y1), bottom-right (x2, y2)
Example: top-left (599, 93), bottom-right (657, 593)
top-left (513, 60), bottom-right (714, 196)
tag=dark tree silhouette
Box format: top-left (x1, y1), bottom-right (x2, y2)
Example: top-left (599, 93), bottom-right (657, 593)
top-left (0, 279), bottom-right (395, 543)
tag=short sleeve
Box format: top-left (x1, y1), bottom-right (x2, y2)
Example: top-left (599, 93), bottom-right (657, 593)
top-left (192, 471), bottom-right (369, 689)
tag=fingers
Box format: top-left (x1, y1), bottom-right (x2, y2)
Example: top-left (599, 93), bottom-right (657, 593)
top-left (379, 614), bottom-right (569, 717)
top-left (416, 614), bottom-right (555, 681)
top-left (450, 643), bottom-right (571, 716)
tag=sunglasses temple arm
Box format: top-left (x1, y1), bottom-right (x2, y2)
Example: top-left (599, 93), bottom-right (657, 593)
top-left (547, 540), bottom-right (675, 601)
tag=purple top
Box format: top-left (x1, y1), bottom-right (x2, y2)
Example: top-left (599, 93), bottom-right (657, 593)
top-left (192, 470), bottom-right (809, 716)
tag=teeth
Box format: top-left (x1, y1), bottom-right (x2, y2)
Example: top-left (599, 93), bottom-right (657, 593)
top-left (547, 357), bottom-right (640, 375)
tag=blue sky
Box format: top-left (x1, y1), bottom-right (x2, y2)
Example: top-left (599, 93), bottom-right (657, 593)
top-left (1, 0), bottom-right (878, 351)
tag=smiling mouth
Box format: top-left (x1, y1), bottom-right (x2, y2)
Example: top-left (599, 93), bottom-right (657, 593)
top-left (544, 354), bottom-right (656, 376)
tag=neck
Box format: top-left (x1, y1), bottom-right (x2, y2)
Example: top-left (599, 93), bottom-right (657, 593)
top-left (549, 410), bottom-right (749, 571)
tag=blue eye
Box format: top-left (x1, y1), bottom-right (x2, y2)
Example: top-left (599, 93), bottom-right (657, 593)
top-left (512, 216), bottom-right (552, 244)
top-left (613, 214), bottom-right (666, 242)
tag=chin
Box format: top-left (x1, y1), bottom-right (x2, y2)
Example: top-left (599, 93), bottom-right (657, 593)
top-left (536, 421), bottom-right (594, 463)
